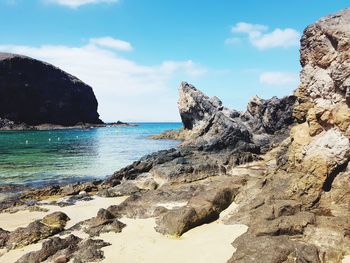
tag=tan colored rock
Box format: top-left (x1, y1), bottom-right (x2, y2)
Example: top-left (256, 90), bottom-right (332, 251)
top-left (293, 85), bottom-right (314, 123)
top-left (303, 129), bottom-right (350, 177)
top-left (333, 103), bottom-right (350, 132)
top-left (306, 108), bottom-right (323, 136)
top-left (42, 212), bottom-right (70, 229)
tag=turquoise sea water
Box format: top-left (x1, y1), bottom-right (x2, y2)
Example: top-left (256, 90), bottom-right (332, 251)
top-left (0, 123), bottom-right (181, 186)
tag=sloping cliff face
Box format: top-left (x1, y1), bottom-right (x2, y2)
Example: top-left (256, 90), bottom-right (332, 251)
top-left (0, 53), bottom-right (102, 126)
top-left (278, 8), bottom-right (350, 201)
top-left (229, 9), bottom-right (350, 262)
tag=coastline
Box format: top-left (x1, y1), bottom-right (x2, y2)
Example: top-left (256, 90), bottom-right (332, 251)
top-left (0, 121), bottom-right (138, 131)
top-left (0, 195), bottom-right (247, 263)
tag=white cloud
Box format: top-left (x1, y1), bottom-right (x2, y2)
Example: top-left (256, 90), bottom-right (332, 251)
top-left (224, 37), bottom-right (241, 46)
top-left (259, 71), bottom-right (299, 86)
top-left (0, 38), bottom-right (206, 122)
top-left (228, 22), bottom-right (300, 49)
top-left (89, 37), bottom-right (133, 51)
top-left (232, 22), bottom-right (268, 38)
top-left (45, 0), bottom-right (118, 8)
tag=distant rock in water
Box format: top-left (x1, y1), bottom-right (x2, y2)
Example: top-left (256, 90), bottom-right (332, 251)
top-left (0, 53), bottom-right (102, 126)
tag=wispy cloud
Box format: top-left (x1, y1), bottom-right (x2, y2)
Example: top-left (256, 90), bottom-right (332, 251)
top-left (45, 0), bottom-right (118, 8)
top-left (227, 22), bottom-right (300, 49)
top-left (0, 38), bottom-right (206, 121)
top-left (89, 37), bottom-right (133, 51)
top-left (259, 71), bottom-right (299, 86)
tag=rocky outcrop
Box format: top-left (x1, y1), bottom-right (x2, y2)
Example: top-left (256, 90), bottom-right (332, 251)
top-left (0, 53), bottom-right (102, 127)
top-left (69, 208), bottom-right (126, 237)
top-left (5, 212), bottom-right (70, 249)
top-left (155, 178), bottom-right (241, 236)
top-left (16, 234), bottom-right (110, 263)
top-left (226, 9), bottom-right (350, 262)
top-left (107, 82), bottom-right (294, 186)
top-left (155, 82), bottom-right (296, 153)
top-left (279, 8), bottom-right (350, 196)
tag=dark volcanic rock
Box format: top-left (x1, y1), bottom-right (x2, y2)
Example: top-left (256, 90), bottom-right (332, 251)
top-left (242, 95), bottom-right (297, 135)
top-left (0, 52), bottom-right (102, 126)
top-left (0, 228), bottom-right (10, 248)
top-left (71, 208), bottom-right (126, 237)
top-left (16, 234), bottom-right (110, 263)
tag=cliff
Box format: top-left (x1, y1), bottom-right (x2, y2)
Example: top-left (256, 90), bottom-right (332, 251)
top-left (0, 53), bottom-right (102, 127)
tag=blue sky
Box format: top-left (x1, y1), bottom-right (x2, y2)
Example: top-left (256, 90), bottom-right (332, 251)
top-left (0, 0), bottom-right (349, 121)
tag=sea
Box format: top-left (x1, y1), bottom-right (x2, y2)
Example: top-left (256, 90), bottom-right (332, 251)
top-left (0, 123), bottom-right (181, 186)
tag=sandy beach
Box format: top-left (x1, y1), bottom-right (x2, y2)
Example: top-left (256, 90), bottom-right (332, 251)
top-left (0, 196), bottom-right (248, 263)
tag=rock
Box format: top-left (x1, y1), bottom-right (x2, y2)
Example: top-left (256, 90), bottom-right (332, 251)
top-left (83, 208), bottom-right (126, 237)
top-left (84, 217), bottom-right (126, 237)
top-left (42, 212), bottom-right (70, 229)
top-left (66, 208), bottom-right (126, 237)
top-left (155, 179), bottom-right (241, 236)
top-left (0, 228), bottom-right (10, 248)
top-left (6, 212), bottom-right (70, 249)
top-left (15, 235), bottom-right (81, 263)
top-left (177, 82), bottom-right (255, 151)
top-left (243, 95), bottom-right (297, 135)
top-left (0, 52), bottom-right (102, 127)
top-left (229, 234), bottom-right (321, 263)
top-left (16, 234), bottom-right (110, 263)
top-left (98, 181), bottom-right (141, 197)
top-left (254, 212), bottom-right (315, 236)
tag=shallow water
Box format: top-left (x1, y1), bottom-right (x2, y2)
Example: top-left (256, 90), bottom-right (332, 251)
top-left (0, 123), bottom-right (181, 186)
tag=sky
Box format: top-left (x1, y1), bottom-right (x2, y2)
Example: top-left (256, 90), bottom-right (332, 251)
top-left (0, 0), bottom-right (349, 122)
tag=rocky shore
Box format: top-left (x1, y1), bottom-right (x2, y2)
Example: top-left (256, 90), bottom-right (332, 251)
top-left (1, 8), bottom-right (350, 263)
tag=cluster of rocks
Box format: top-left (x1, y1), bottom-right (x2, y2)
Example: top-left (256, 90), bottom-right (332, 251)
top-left (16, 235), bottom-right (110, 263)
top-left (0, 212), bottom-right (69, 250)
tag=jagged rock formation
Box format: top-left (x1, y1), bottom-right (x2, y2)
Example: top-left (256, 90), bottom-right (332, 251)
top-left (0, 53), bottom-right (102, 127)
top-left (154, 82), bottom-right (296, 153)
top-left (107, 83), bottom-right (295, 186)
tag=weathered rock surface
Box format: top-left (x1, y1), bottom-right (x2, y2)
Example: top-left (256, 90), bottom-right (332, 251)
top-left (69, 208), bottom-right (126, 237)
top-left (5, 212), bottom-right (70, 249)
top-left (16, 234), bottom-right (110, 263)
top-left (155, 178), bottom-right (242, 235)
top-left (0, 52), bottom-right (102, 126)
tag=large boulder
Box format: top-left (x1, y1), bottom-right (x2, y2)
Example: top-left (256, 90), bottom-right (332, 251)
top-left (0, 52), bottom-right (102, 126)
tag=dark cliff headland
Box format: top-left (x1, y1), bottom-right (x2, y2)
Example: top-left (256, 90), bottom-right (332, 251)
top-left (0, 8), bottom-right (350, 263)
